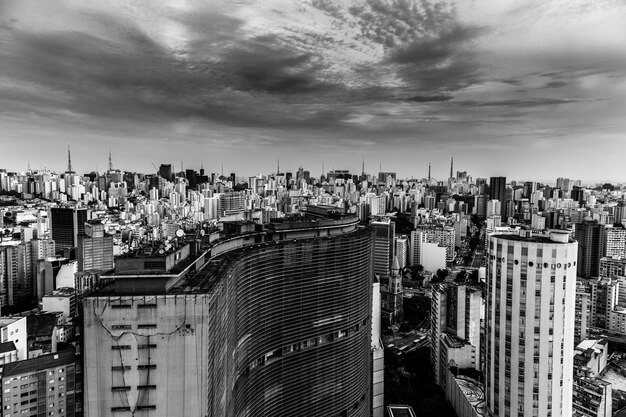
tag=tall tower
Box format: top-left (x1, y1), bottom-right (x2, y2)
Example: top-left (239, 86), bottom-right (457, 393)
top-left (371, 219), bottom-right (396, 279)
top-left (449, 157), bottom-right (454, 179)
top-left (362, 156), bottom-right (365, 177)
top-left (486, 230), bottom-right (577, 417)
top-left (66, 145), bottom-right (74, 173)
top-left (428, 162), bottom-right (431, 181)
top-left (108, 151), bottom-right (113, 172)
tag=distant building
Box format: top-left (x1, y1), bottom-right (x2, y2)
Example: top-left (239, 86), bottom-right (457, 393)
top-left (575, 221), bottom-right (605, 278)
top-left (394, 235), bottom-right (408, 270)
top-left (49, 207), bottom-right (88, 251)
top-left (599, 256), bottom-right (626, 279)
top-left (603, 224), bottom-right (626, 259)
top-left (372, 219), bottom-right (395, 278)
top-left (0, 350), bottom-right (80, 417)
top-left (575, 287), bottom-right (591, 344)
top-left (589, 277), bottom-right (619, 329)
top-left (77, 221), bottom-right (113, 272)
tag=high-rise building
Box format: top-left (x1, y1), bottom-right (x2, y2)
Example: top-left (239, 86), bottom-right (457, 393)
top-left (158, 163), bottom-right (172, 181)
top-left (77, 221), bottom-right (114, 272)
top-left (485, 230), bottom-right (577, 417)
top-left (83, 209), bottom-right (374, 416)
top-left (599, 256), bottom-right (626, 279)
top-left (431, 282), bottom-right (482, 388)
top-left (411, 225), bottom-right (455, 265)
top-left (49, 207), bottom-right (88, 251)
top-left (394, 235), bottom-right (408, 269)
top-left (489, 176), bottom-right (507, 217)
top-left (603, 224), bottom-right (626, 259)
top-left (589, 277), bottom-right (619, 329)
top-left (575, 286), bottom-right (590, 344)
top-left (371, 219), bottom-right (395, 278)
top-left (574, 221), bottom-right (605, 279)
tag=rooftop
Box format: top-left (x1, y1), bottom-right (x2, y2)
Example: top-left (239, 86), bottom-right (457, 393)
top-left (0, 341), bottom-right (16, 354)
top-left (387, 405), bottom-right (417, 417)
top-left (493, 230), bottom-right (575, 244)
top-left (2, 350), bottom-right (75, 378)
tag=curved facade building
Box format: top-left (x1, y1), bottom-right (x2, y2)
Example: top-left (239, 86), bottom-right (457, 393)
top-left (485, 230), bottom-right (577, 417)
top-left (83, 211), bottom-right (374, 417)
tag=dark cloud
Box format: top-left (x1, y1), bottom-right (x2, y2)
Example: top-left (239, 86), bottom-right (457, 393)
top-left (0, 0), bottom-right (491, 133)
top-left (543, 80), bottom-right (567, 88)
top-left (457, 98), bottom-right (585, 108)
top-left (402, 93), bottom-right (452, 102)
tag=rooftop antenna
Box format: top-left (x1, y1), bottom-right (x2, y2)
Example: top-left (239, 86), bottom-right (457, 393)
top-left (362, 156), bottom-right (365, 176)
top-left (277, 159), bottom-right (280, 175)
top-left (221, 161), bottom-right (224, 177)
top-left (379, 161), bottom-right (382, 173)
top-left (322, 161), bottom-right (324, 177)
top-left (108, 150), bottom-right (113, 172)
top-left (428, 162), bottom-right (431, 181)
top-left (181, 159), bottom-right (184, 173)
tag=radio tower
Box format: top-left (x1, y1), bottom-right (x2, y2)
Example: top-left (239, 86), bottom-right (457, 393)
top-left (67, 145), bottom-right (74, 173)
top-left (428, 162), bottom-right (431, 181)
top-left (450, 156), bottom-right (454, 179)
top-left (108, 151), bottom-right (113, 172)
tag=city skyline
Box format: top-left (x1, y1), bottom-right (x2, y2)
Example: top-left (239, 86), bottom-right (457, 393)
top-left (1, 0), bottom-right (626, 181)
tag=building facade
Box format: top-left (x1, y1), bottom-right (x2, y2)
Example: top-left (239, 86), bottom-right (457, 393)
top-left (84, 211), bottom-right (374, 417)
top-left (485, 230), bottom-right (577, 416)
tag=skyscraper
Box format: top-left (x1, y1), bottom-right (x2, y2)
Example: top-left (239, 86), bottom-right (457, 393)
top-left (49, 207), bottom-right (88, 251)
top-left (371, 219), bottom-right (395, 278)
top-left (489, 176), bottom-right (507, 218)
top-left (83, 208), bottom-right (374, 416)
top-left (486, 230), bottom-right (577, 416)
top-left (574, 221), bottom-right (605, 279)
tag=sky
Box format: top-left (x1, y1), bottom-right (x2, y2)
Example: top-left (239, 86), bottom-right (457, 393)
top-left (1, 0), bottom-right (625, 182)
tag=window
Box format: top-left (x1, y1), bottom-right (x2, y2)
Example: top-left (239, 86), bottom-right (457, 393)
top-left (111, 345), bottom-right (131, 350)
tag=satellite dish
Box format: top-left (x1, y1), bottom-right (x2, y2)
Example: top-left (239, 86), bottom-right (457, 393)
top-left (176, 229), bottom-right (184, 238)
top-left (159, 249), bottom-right (165, 255)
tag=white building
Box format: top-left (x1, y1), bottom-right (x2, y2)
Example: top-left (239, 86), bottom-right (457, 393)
top-left (486, 230), bottom-right (577, 417)
top-left (0, 316), bottom-right (27, 360)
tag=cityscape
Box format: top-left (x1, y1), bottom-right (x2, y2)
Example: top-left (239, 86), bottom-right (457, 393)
top-left (1, 161), bottom-right (626, 417)
top-left (2, 1), bottom-right (626, 417)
